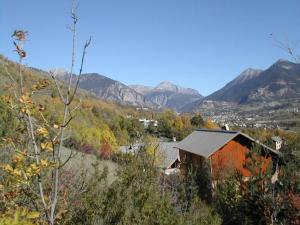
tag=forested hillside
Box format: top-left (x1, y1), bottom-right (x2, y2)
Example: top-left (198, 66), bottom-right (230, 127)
top-left (0, 55), bottom-right (213, 156)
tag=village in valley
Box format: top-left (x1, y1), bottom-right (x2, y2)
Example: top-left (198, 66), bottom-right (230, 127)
top-left (126, 115), bottom-right (283, 178)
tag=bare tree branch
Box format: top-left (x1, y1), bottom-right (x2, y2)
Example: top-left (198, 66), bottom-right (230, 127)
top-left (271, 35), bottom-right (300, 63)
top-left (70, 99), bottom-right (82, 115)
top-left (68, 37), bottom-right (91, 105)
top-left (59, 149), bottom-right (76, 169)
top-left (49, 1), bottom-right (91, 223)
top-left (49, 71), bottom-right (67, 104)
top-left (27, 108), bottom-right (49, 219)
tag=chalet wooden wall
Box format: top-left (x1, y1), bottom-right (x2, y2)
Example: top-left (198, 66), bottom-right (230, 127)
top-left (210, 137), bottom-right (272, 178)
top-left (210, 139), bottom-right (251, 178)
top-left (179, 150), bottom-right (206, 177)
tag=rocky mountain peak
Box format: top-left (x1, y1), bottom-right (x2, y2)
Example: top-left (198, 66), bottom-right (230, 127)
top-left (155, 81), bottom-right (178, 91)
top-left (155, 81), bottom-right (200, 96)
top-left (275, 58), bottom-right (291, 64)
top-left (129, 81), bottom-right (202, 111)
top-left (128, 85), bottom-right (153, 95)
top-left (234, 68), bottom-right (263, 84)
top-left (269, 58), bottom-right (296, 70)
top-left (198, 58), bottom-right (300, 106)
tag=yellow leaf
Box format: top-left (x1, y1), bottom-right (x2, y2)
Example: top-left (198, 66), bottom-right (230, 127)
top-left (53, 124), bottom-right (59, 129)
top-left (41, 141), bottom-right (53, 151)
top-left (36, 127), bottom-right (49, 137)
top-left (32, 79), bottom-right (50, 91)
top-left (19, 93), bottom-right (32, 104)
top-left (20, 107), bottom-right (31, 115)
top-left (1, 164), bottom-right (14, 173)
top-left (32, 84), bottom-right (39, 90)
top-left (12, 153), bottom-right (25, 163)
top-left (12, 168), bottom-right (21, 176)
top-left (55, 209), bottom-right (68, 220)
top-left (27, 163), bottom-right (40, 175)
top-left (27, 211), bottom-right (40, 219)
top-left (3, 95), bottom-right (12, 104)
top-left (19, 96), bottom-right (27, 103)
top-left (40, 159), bottom-right (48, 167)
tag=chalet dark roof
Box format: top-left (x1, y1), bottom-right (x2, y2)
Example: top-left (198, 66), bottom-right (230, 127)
top-left (175, 129), bottom-right (280, 158)
top-left (158, 142), bottom-right (179, 169)
top-left (119, 142), bottom-right (179, 169)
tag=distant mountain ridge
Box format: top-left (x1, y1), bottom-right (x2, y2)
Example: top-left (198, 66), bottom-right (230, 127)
top-left (129, 85), bottom-right (153, 95)
top-left (185, 59), bottom-right (300, 112)
top-left (154, 81), bottom-right (200, 95)
top-left (129, 81), bottom-right (203, 111)
top-left (52, 59), bottom-right (300, 113)
top-left (203, 68), bottom-right (263, 103)
top-left (53, 71), bottom-right (156, 107)
top-left (79, 73), bottom-right (157, 107)
top-left (207, 59), bottom-right (300, 103)
top-left (54, 71), bottom-right (202, 110)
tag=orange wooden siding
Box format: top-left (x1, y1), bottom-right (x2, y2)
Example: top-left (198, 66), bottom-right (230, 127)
top-left (210, 139), bottom-right (272, 178)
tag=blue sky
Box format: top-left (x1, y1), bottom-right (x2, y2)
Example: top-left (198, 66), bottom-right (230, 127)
top-left (1, 0), bottom-right (300, 96)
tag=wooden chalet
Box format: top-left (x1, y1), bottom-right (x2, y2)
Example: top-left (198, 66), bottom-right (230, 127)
top-left (174, 129), bottom-right (280, 181)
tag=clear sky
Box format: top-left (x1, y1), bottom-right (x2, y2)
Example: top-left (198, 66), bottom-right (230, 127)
top-left (1, 0), bottom-right (300, 96)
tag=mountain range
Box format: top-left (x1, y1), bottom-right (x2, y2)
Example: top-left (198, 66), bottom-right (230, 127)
top-left (185, 59), bottom-right (300, 112)
top-left (53, 69), bottom-right (203, 111)
top-left (207, 59), bottom-right (300, 103)
top-left (129, 81), bottom-right (203, 111)
top-left (52, 59), bottom-right (300, 112)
